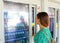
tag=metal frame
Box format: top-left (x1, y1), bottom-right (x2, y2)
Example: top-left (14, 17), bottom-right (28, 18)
top-left (31, 5), bottom-right (37, 35)
top-left (29, 4), bottom-right (37, 43)
top-left (57, 9), bottom-right (60, 43)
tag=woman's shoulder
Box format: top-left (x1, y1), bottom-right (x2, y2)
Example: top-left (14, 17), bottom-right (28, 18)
top-left (34, 29), bottom-right (48, 43)
top-left (34, 28), bottom-right (52, 43)
top-left (35, 28), bottom-right (51, 37)
top-left (43, 28), bottom-right (51, 33)
top-left (43, 28), bottom-right (52, 39)
top-left (34, 30), bottom-right (43, 39)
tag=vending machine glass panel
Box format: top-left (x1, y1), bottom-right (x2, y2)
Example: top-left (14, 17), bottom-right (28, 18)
top-left (4, 2), bottom-right (29, 43)
top-left (48, 7), bottom-right (55, 37)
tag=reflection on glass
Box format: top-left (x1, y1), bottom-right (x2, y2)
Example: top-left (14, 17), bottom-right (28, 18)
top-left (32, 7), bottom-right (36, 36)
top-left (49, 18), bottom-right (54, 37)
top-left (48, 7), bottom-right (55, 37)
top-left (32, 7), bottom-right (34, 36)
top-left (4, 2), bottom-right (29, 43)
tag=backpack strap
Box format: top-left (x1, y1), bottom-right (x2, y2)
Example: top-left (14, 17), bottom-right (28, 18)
top-left (42, 31), bottom-right (51, 43)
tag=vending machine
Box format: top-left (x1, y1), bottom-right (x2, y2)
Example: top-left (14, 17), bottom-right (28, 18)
top-left (4, 1), bottom-right (29, 43)
top-left (4, 1), bottom-right (37, 43)
top-left (48, 7), bottom-right (59, 42)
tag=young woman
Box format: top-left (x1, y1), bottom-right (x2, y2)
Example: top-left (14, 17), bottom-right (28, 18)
top-left (34, 12), bottom-right (52, 43)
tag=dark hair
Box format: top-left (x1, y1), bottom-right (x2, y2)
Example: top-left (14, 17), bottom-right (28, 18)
top-left (37, 12), bottom-right (50, 27)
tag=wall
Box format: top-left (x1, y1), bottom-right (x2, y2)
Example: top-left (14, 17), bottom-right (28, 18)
top-left (4, 0), bottom-right (41, 12)
top-left (41, 0), bottom-right (48, 12)
top-left (48, 2), bottom-right (60, 9)
top-left (4, 0), bottom-right (41, 6)
top-left (58, 9), bottom-right (60, 43)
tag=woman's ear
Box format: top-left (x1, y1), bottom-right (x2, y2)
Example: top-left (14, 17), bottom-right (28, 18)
top-left (38, 19), bottom-right (40, 24)
top-left (36, 18), bottom-right (40, 24)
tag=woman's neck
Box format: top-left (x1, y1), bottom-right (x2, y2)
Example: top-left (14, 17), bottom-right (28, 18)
top-left (39, 24), bottom-right (46, 29)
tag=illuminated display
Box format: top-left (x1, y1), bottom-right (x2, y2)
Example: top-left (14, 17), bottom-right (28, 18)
top-left (4, 2), bottom-right (29, 43)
